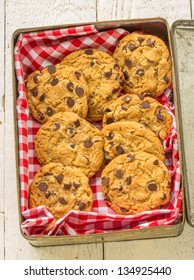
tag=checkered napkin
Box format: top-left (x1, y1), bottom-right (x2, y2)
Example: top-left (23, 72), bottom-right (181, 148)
top-left (14, 24), bottom-right (182, 236)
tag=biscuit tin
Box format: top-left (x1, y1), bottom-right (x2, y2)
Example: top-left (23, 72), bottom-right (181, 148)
top-left (12, 18), bottom-right (186, 246)
top-left (171, 20), bottom-right (194, 228)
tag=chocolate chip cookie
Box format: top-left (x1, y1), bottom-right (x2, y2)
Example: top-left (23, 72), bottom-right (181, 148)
top-left (35, 112), bottom-right (104, 178)
top-left (25, 63), bottom-right (88, 123)
top-left (28, 163), bottom-right (93, 220)
top-left (102, 121), bottom-right (165, 165)
top-left (61, 48), bottom-right (124, 122)
top-left (101, 152), bottom-right (171, 215)
top-left (113, 33), bottom-right (172, 97)
top-left (102, 94), bottom-right (172, 140)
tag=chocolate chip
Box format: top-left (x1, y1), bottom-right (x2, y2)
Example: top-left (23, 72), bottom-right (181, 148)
top-left (116, 145), bottom-right (124, 155)
top-left (142, 101), bottom-right (150, 109)
top-left (37, 112), bottom-right (44, 121)
top-left (59, 197), bottom-right (68, 205)
top-left (75, 87), bottom-right (84, 97)
top-left (105, 108), bottom-right (111, 113)
top-left (101, 177), bottom-right (110, 186)
top-left (119, 78), bottom-right (125, 86)
top-left (137, 37), bottom-right (144, 44)
top-left (54, 123), bottom-right (60, 131)
top-left (114, 64), bottom-right (120, 70)
top-left (138, 95), bottom-right (144, 100)
top-left (106, 95), bottom-right (112, 101)
top-left (45, 191), bottom-right (52, 199)
top-left (75, 71), bottom-right (81, 80)
top-left (55, 174), bottom-right (64, 184)
top-left (67, 127), bottom-right (75, 134)
top-left (147, 58), bottom-right (154, 63)
top-left (157, 112), bottom-right (164, 120)
top-left (136, 68), bottom-right (145, 77)
top-left (105, 195), bottom-right (111, 202)
top-left (125, 58), bottom-right (132, 67)
top-left (39, 94), bottom-right (46, 102)
top-left (44, 172), bottom-right (52, 176)
top-left (67, 98), bottom-right (75, 107)
top-left (123, 95), bottom-right (131, 103)
top-left (163, 75), bottom-right (169, 83)
top-left (167, 182), bottom-right (171, 188)
top-left (148, 183), bottom-right (157, 191)
top-left (121, 106), bottom-right (127, 111)
top-left (85, 49), bottom-right (93, 55)
top-left (123, 71), bottom-right (129, 80)
top-left (33, 73), bottom-right (40, 83)
top-left (153, 160), bottom-right (159, 165)
top-left (106, 118), bottom-right (114, 125)
top-left (66, 81), bottom-right (73, 92)
top-left (73, 182), bottom-right (80, 189)
top-left (118, 186), bottom-right (123, 191)
top-left (104, 71), bottom-right (112, 79)
top-left (50, 78), bottom-right (59, 86)
top-left (128, 43), bottom-right (136, 50)
top-left (115, 169), bottom-right (123, 179)
top-left (126, 176), bottom-right (132, 185)
top-left (70, 144), bottom-right (75, 149)
top-left (77, 201), bottom-right (86, 211)
top-left (46, 107), bottom-right (54, 116)
top-left (90, 61), bottom-right (95, 67)
top-left (31, 87), bottom-right (38, 97)
top-left (47, 65), bottom-right (56, 74)
top-left (120, 207), bottom-right (128, 213)
top-left (161, 194), bottom-right (167, 200)
top-left (146, 38), bottom-right (155, 46)
top-left (127, 154), bottom-right (135, 162)
top-left (64, 183), bottom-right (71, 190)
top-left (74, 119), bottom-right (80, 127)
top-left (38, 182), bottom-right (48, 192)
top-left (105, 132), bottom-right (114, 140)
top-left (84, 139), bottom-right (93, 148)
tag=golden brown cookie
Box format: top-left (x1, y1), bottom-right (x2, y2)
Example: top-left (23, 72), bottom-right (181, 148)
top-left (113, 33), bottom-right (172, 97)
top-left (35, 112), bottom-right (104, 178)
top-left (102, 94), bottom-right (172, 140)
top-left (61, 48), bottom-right (124, 122)
top-left (25, 63), bottom-right (88, 123)
top-left (101, 152), bottom-right (171, 215)
top-left (102, 121), bottom-right (165, 165)
top-left (28, 163), bottom-right (93, 220)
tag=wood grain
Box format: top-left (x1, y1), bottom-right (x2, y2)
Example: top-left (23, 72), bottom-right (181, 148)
top-left (0, 213), bottom-right (4, 260)
top-left (97, 0), bottom-right (132, 20)
top-left (0, 0), bottom-right (5, 213)
top-left (104, 222), bottom-right (194, 260)
top-left (130, 0), bottom-right (191, 25)
top-left (5, 0), bottom-right (103, 260)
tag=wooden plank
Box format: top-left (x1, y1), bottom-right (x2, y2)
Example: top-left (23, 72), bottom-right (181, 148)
top-left (5, 0), bottom-right (103, 260)
top-left (0, 0), bottom-right (5, 213)
top-left (130, 0), bottom-right (191, 25)
top-left (98, 0), bottom-right (193, 260)
top-left (104, 222), bottom-right (194, 260)
top-left (97, 0), bottom-right (132, 20)
top-left (0, 213), bottom-right (4, 260)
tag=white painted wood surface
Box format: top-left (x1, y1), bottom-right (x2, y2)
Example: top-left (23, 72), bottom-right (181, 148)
top-left (0, 0), bottom-right (5, 214)
top-left (1, 0), bottom-right (194, 260)
top-left (0, 214), bottom-right (4, 260)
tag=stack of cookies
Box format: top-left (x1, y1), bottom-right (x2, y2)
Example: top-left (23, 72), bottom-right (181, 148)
top-left (25, 32), bottom-right (173, 221)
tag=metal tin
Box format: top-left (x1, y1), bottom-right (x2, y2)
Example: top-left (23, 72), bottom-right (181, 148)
top-left (12, 18), bottom-right (185, 246)
top-left (171, 20), bottom-right (194, 227)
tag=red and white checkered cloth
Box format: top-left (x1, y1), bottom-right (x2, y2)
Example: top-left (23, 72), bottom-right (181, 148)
top-left (14, 24), bottom-right (182, 236)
